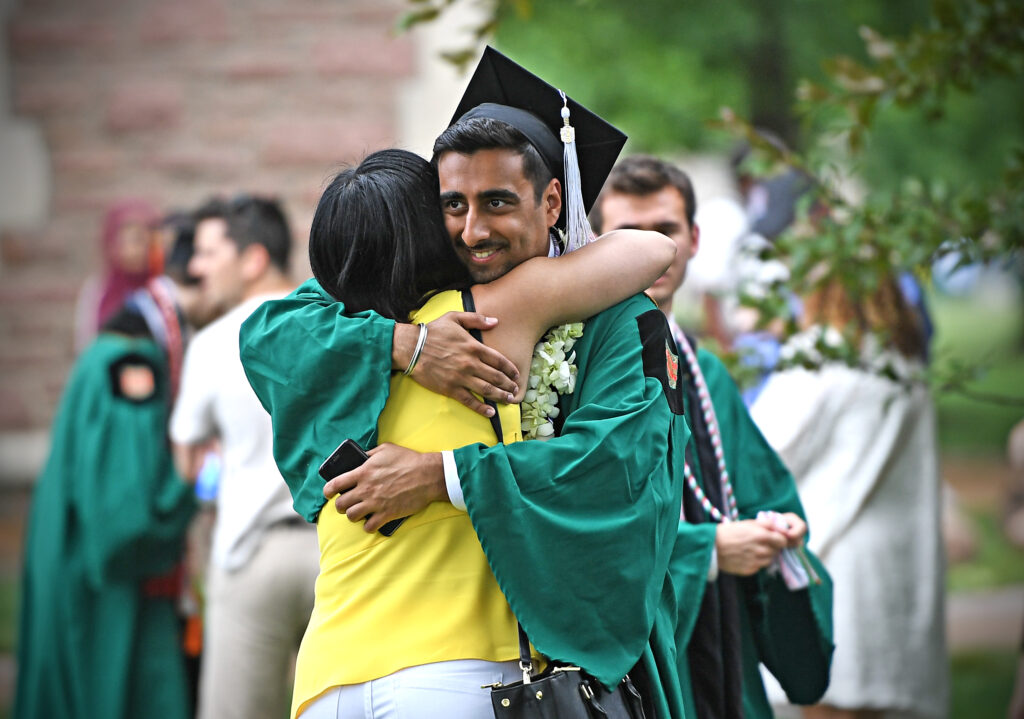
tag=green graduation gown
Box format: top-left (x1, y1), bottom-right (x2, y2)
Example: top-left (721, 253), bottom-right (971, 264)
top-left (15, 333), bottom-right (197, 719)
top-left (670, 346), bottom-right (834, 719)
top-left (240, 279), bottom-right (692, 718)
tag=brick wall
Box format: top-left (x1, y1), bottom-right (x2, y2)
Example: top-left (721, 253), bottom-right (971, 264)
top-left (1, 0), bottom-right (421, 437)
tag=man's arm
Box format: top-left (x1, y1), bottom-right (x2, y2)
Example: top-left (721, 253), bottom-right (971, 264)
top-left (169, 327), bottom-right (217, 478)
top-left (393, 312), bottom-right (520, 417)
top-left (172, 442), bottom-right (207, 483)
top-left (326, 443), bottom-right (446, 532)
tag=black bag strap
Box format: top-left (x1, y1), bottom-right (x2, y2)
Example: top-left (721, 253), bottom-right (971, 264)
top-left (460, 289), bottom-right (503, 443)
top-left (517, 623), bottom-right (533, 676)
top-left (461, 289), bottom-right (536, 675)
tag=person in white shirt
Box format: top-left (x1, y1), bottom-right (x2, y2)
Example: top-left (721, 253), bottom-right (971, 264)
top-left (170, 196), bottom-right (319, 719)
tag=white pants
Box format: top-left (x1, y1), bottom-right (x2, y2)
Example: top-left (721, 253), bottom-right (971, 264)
top-left (198, 522), bottom-right (320, 719)
top-left (300, 659), bottom-right (523, 719)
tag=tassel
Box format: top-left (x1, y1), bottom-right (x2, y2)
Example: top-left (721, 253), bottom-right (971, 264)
top-left (558, 90), bottom-right (596, 253)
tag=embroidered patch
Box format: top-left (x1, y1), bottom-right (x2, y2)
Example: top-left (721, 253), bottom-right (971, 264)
top-left (108, 353), bottom-right (159, 403)
top-left (665, 339), bottom-right (679, 390)
top-left (635, 309), bottom-right (684, 415)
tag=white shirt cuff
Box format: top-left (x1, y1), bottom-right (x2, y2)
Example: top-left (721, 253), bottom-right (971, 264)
top-left (442, 450), bottom-right (466, 511)
top-left (707, 549), bottom-right (719, 582)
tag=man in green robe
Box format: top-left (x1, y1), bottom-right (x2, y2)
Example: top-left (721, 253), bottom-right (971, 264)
top-left (15, 234), bottom-right (202, 719)
top-left (241, 48), bottom-right (691, 717)
top-left (592, 155), bottom-right (834, 719)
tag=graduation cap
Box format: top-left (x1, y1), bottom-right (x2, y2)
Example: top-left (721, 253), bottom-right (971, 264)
top-left (449, 46), bottom-right (627, 253)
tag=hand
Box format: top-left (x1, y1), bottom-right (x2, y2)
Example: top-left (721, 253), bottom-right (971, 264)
top-left (323, 443), bottom-right (447, 533)
top-left (715, 519), bottom-right (788, 576)
top-left (172, 440), bottom-right (218, 484)
top-left (393, 313), bottom-right (520, 417)
top-left (774, 512), bottom-right (807, 548)
top-left (755, 510), bottom-right (807, 549)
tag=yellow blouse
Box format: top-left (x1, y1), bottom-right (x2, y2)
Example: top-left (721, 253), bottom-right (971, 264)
top-left (292, 290), bottom-right (523, 717)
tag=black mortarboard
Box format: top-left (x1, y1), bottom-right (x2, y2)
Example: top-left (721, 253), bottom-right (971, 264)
top-left (449, 46), bottom-right (627, 251)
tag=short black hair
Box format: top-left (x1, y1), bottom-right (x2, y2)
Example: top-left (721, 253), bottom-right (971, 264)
top-left (193, 195), bottom-right (292, 273)
top-left (431, 116), bottom-right (553, 204)
top-left (590, 155), bottom-right (697, 233)
top-left (161, 210), bottom-right (197, 285)
top-left (309, 149), bottom-right (472, 322)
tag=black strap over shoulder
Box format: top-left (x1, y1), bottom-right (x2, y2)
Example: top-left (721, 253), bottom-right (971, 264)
top-left (460, 289), bottom-right (504, 443)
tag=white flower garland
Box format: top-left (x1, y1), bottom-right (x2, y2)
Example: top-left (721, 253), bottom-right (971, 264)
top-left (521, 322), bottom-right (584, 440)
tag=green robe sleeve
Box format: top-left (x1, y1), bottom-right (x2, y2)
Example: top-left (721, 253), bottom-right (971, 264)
top-left (239, 278), bottom-right (396, 521)
top-left (48, 337), bottom-right (197, 588)
top-left (454, 296), bottom-right (688, 691)
top-left (699, 350), bottom-right (834, 708)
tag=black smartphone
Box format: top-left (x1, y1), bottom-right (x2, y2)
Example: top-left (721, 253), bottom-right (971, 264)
top-left (318, 438), bottom-right (369, 482)
top-left (318, 439), bottom-right (407, 537)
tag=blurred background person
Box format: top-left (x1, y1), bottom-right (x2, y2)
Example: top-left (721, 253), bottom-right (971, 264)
top-left (14, 213), bottom-right (204, 719)
top-left (73, 199), bottom-right (165, 353)
top-left (592, 154), bottom-right (833, 719)
top-left (170, 195), bottom-right (318, 719)
top-left (750, 275), bottom-right (948, 719)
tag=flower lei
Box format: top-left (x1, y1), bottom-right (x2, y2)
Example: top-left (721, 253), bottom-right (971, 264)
top-left (521, 322), bottom-right (584, 440)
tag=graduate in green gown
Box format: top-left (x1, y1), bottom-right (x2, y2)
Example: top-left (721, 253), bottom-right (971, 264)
top-left (592, 155), bottom-right (834, 719)
top-left (15, 233), bottom-right (202, 719)
top-left (241, 48), bottom-right (691, 718)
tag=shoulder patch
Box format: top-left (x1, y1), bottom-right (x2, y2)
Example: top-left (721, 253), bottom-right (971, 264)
top-left (635, 309), bottom-right (684, 415)
top-left (108, 353), bottom-right (160, 403)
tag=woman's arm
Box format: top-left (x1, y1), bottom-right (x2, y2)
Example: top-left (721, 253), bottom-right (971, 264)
top-left (471, 229), bottom-right (675, 379)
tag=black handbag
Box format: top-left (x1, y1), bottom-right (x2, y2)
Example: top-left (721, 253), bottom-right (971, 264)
top-left (488, 624), bottom-right (647, 719)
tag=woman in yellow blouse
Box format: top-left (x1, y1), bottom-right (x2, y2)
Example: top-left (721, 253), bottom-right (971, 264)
top-left (290, 148), bottom-right (674, 718)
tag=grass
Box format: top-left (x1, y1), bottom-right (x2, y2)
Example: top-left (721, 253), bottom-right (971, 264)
top-left (951, 649), bottom-right (1018, 719)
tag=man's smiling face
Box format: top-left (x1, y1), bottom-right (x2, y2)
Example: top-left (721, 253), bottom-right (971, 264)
top-left (437, 148), bottom-right (560, 283)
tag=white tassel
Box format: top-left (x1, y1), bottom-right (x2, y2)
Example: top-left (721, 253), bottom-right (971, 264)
top-left (559, 90), bottom-right (596, 254)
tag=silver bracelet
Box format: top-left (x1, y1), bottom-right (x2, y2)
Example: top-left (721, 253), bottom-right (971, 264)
top-left (403, 322), bottom-right (428, 376)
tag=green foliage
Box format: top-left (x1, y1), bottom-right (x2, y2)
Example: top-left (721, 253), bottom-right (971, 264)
top-left (0, 575), bottom-right (15, 653)
top-left (401, 0), bottom-right (1024, 404)
top-left (948, 509), bottom-right (1024, 590)
top-left (712, 1), bottom-right (1024, 400)
top-left (932, 288), bottom-right (1024, 453)
top-left (951, 649), bottom-right (1018, 719)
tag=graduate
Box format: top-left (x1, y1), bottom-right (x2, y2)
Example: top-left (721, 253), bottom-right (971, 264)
top-left (241, 47), bottom-right (691, 717)
top-left (592, 154), bottom-right (834, 719)
top-left (15, 220), bottom-right (202, 719)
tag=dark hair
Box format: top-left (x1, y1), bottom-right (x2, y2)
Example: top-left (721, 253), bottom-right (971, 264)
top-left (431, 117), bottom-right (553, 204)
top-left (308, 149), bottom-right (472, 322)
top-left (729, 128), bottom-right (790, 178)
top-left (193, 195), bottom-right (292, 273)
top-left (590, 155), bottom-right (697, 233)
top-left (161, 210), bottom-right (198, 286)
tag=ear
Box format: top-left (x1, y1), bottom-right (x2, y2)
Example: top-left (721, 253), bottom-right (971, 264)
top-left (542, 177), bottom-right (562, 227)
top-left (240, 243), bottom-right (271, 282)
top-left (689, 222), bottom-right (700, 260)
